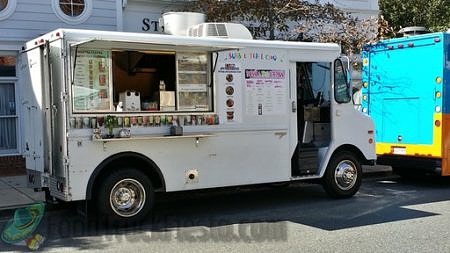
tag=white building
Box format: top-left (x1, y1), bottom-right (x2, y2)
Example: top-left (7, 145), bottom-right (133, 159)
top-left (317, 0), bottom-right (379, 19)
top-left (0, 0), bottom-right (378, 174)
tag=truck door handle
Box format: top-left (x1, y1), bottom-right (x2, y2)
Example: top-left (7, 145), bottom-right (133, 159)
top-left (275, 132), bottom-right (287, 138)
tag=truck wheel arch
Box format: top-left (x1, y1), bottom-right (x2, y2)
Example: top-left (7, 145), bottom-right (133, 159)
top-left (86, 152), bottom-right (166, 200)
top-left (332, 144), bottom-right (372, 165)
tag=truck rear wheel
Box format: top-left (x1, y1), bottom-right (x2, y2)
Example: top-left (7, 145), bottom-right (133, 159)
top-left (322, 151), bottom-right (361, 198)
top-left (96, 168), bottom-right (154, 225)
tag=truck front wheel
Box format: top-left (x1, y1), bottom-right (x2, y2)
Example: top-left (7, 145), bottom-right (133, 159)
top-left (96, 168), bottom-right (154, 225)
top-left (322, 152), bottom-right (361, 198)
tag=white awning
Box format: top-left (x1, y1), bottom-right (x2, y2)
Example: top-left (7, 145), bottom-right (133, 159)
top-left (70, 39), bottom-right (241, 52)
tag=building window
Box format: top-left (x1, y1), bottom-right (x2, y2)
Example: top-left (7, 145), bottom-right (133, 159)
top-left (0, 0), bottom-right (7, 12)
top-left (52, 0), bottom-right (92, 24)
top-left (59, 0), bottom-right (84, 17)
top-left (0, 55), bottom-right (18, 154)
top-left (0, 0), bottom-right (16, 20)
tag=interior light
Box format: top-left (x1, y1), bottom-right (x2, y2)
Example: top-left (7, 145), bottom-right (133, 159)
top-left (436, 77), bottom-right (442, 84)
top-left (363, 82), bottom-right (368, 88)
top-left (436, 91), bottom-right (441, 98)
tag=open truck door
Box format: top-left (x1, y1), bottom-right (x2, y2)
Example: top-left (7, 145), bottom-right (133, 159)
top-left (21, 42), bottom-right (52, 189)
top-left (291, 57), bottom-right (375, 198)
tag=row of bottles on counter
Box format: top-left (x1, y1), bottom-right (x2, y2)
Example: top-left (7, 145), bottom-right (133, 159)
top-left (69, 114), bottom-right (219, 129)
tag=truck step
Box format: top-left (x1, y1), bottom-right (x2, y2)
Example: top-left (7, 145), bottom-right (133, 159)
top-left (297, 146), bottom-right (319, 176)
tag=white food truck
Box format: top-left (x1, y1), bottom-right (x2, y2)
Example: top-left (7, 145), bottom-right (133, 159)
top-left (20, 16), bottom-right (375, 224)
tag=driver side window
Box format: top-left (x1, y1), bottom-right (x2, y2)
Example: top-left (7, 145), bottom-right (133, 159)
top-left (334, 59), bottom-right (351, 103)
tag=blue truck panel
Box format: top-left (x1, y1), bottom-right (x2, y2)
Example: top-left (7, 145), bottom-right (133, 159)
top-left (444, 33), bottom-right (450, 113)
top-left (362, 33), bottom-right (445, 146)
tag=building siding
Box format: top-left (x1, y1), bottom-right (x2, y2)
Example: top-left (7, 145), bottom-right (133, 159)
top-left (0, 0), bottom-right (117, 47)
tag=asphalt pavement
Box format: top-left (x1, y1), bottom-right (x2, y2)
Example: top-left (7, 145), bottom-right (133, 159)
top-left (4, 166), bottom-right (450, 253)
top-left (0, 165), bottom-right (392, 212)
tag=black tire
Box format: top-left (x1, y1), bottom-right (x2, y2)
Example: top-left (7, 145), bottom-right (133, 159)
top-left (95, 168), bottom-right (154, 225)
top-left (322, 151), bottom-right (362, 198)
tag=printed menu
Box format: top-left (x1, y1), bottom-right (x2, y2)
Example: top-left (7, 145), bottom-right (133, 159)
top-left (245, 69), bottom-right (287, 115)
top-left (73, 49), bottom-right (111, 111)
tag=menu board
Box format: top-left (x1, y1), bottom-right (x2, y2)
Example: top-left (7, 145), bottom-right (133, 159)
top-left (176, 52), bottom-right (209, 111)
top-left (217, 63), bottom-right (242, 123)
top-left (244, 69), bottom-right (287, 115)
top-left (72, 49), bottom-right (112, 112)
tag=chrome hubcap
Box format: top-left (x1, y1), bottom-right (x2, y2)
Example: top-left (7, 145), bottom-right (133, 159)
top-left (334, 160), bottom-right (358, 191)
top-left (110, 179), bottom-right (146, 217)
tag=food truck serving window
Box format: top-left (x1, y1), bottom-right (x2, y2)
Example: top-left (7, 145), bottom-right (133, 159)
top-left (71, 48), bottom-right (212, 113)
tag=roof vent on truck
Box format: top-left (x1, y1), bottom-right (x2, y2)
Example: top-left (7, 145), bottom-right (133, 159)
top-left (188, 23), bottom-right (253, 40)
top-left (398, 26), bottom-right (429, 37)
top-left (160, 12), bottom-right (206, 36)
top-left (160, 12), bottom-right (253, 40)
